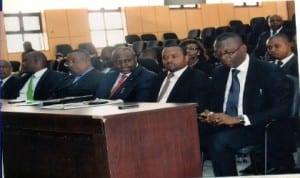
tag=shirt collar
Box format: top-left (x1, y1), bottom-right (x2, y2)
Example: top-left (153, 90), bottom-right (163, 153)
top-left (232, 54), bottom-right (249, 73)
top-left (168, 65), bottom-right (188, 78)
top-left (33, 68), bottom-right (48, 78)
top-left (279, 53), bottom-right (294, 65)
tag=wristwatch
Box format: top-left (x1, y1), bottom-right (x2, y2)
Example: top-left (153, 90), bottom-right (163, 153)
top-left (238, 115), bottom-right (245, 124)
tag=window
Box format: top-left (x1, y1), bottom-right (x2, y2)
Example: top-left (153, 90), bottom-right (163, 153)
top-left (88, 8), bottom-right (126, 48)
top-left (4, 12), bottom-right (48, 53)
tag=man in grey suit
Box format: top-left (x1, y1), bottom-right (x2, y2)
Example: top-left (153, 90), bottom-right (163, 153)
top-left (200, 32), bottom-right (293, 176)
top-left (96, 47), bottom-right (156, 102)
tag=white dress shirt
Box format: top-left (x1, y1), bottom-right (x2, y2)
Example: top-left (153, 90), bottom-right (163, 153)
top-left (17, 68), bottom-right (48, 100)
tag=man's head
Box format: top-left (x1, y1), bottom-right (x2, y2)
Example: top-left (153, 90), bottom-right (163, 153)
top-left (23, 41), bottom-right (33, 52)
top-left (0, 59), bottom-right (12, 79)
top-left (111, 47), bottom-right (137, 74)
top-left (213, 32), bottom-right (247, 68)
top-left (267, 33), bottom-right (292, 60)
top-left (65, 49), bottom-right (92, 76)
top-left (22, 51), bottom-right (47, 73)
top-left (268, 14), bottom-right (283, 31)
top-left (161, 45), bottom-right (189, 72)
top-left (100, 46), bottom-right (115, 67)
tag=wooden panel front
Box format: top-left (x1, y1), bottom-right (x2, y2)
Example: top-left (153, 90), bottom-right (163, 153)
top-left (140, 6), bottom-right (157, 33)
top-left (201, 4), bottom-right (220, 27)
top-left (67, 9), bottom-right (90, 37)
top-left (170, 9), bottom-right (187, 39)
top-left (105, 105), bottom-right (202, 178)
top-left (3, 113), bottom-right (109, 178)
top-left (44, 10), bottom-right (69, 38)
top-left (218, 3), bottom-right (235, 26)
top-left (262, 2), bottom-right (277, 18)
top-left (248, 6), bottom-right (264, 19)
top-left (234, 7), bottom-right (250, 24)
top-left (124, 7), bottom-right (143, 34)
top-left (185, 8), bottom-right (203, 31)
top-left (155, 6), bottom-right (171, 35)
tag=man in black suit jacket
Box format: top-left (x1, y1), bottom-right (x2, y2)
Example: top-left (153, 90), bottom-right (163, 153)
top-left (17, 51), bottom-right (67, 101)
top-left (53, 49), bottom-right (102, 98)
top-left (149, 45), bottom-right (211, 113)
top-left (200, 32), bottom-right (292, 176)
top-left (0, 59), bottom-right (22, 99)
top-left (267, 33), bottom-right (298, 77)
top-left (253, 14), bottom-right (294, 60)
top-left (96, 47), bottom-right (156, 102)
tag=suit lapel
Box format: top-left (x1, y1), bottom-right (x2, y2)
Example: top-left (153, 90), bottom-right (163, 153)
top-left (111, 66), bottom-right (142, 98)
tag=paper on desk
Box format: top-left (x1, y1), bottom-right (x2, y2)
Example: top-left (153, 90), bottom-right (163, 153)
top-left (40, 99), bottom-right (123, 110)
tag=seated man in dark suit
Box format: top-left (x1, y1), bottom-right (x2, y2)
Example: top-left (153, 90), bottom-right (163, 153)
top-left (53, 49), bottom-right (102, 98)
top-left (199, 32), bottom-right (292, 176)
top-left (96, 47), bottom-right (156, 102)
top-left (253, 14), bottom-right (294, 60)
top-left (149, 44), bottom-right (211, 113)
top-left (267, 33), bottom-right (298, 77)
top-left (0, 59), bottom-right (22, 99)
top-left (16, 51), bottom-right (67, 101)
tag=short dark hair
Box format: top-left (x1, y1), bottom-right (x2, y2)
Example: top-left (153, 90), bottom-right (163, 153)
top-left (24, 51), bottom-right (47, 66)
top-left (215, 32), bottom-right (243, 45)
top-left (163, 44), bottom-right (187, 56)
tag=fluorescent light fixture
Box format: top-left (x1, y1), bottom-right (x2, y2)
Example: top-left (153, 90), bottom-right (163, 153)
top-left (168, 5), bottom-right (181, 9)
top-left (183, 4), bottom-right (197, 8)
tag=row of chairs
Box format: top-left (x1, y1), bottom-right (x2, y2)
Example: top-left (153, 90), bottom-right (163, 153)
top-left (125, 32), bottom-right (178, 44)
top-left (56, 42), bottom-right (97, 58)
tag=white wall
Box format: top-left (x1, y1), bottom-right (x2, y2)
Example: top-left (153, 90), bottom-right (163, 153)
top-left (3, 0), bottom-right (164, 12)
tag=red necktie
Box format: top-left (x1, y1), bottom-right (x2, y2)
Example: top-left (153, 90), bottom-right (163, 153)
top-left (109, 74), bottom-right (127, 98)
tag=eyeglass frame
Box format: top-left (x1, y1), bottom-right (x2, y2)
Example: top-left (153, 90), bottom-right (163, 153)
top-left (213, 45), bottom-right (243, 59)
top-left (186, 47), bottom-right (199, 51)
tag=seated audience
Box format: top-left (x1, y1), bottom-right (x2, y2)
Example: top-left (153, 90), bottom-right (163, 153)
top-left (149, 44), bottom-right (211, 113)
top-left (17, 51), bottom-right (67, 101)
top-left (53, 49), bottom-right (102, 98)
top-left (96, 46), bottom-right (156, 102)
top-left (253, 14), bottom-right (294, 60)
top-left (267, 33), bottom-right (298, 77)
top-left (0, 59), bottom-right (22, 99)
top-left (97, 46), bottom-right (115, 73)
top-left (180, 39), bottom-right (213, 77)
top-left (199, 32), bottom-right (292, 176)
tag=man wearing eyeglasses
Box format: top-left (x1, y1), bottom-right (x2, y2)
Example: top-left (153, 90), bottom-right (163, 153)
top-left (199, 32), bottom-right (292, 176)
top-left (95, 46), bottom-right (156, 102)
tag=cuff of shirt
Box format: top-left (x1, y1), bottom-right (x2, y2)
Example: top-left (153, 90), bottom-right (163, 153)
top-left (242, 114), bottom-right (251, 126)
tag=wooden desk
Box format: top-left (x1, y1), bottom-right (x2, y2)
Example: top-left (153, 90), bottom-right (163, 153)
top-left (1, 102), bottom-right (202, 178)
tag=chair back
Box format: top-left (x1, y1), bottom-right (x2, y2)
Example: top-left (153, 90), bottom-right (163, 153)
top-left (9, 61), bottom-right (21, 72)
top-left (163, 32), bottom-right (178, 40)
top-left (125, 34), bottom-right (141, 44)
top-left (286, 74), bottom-right (300, 118)
top-left (141, 34), bottom-right (157, 41)
top-left (56, 44), bottom-right (73, 57)
top-left (187, 29), bottom-right (201, 39)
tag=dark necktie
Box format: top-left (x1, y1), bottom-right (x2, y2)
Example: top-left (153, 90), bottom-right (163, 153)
top-left (226, 69), bottom-right (240, 116)
top-left (277, 60), bottom-right (283, 67)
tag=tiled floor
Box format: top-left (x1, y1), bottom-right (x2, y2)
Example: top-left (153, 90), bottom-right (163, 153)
top-left (202, 148), bottom-right (300, 177)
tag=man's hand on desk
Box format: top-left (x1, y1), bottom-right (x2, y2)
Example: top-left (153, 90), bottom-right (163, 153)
top-left (199, 110), bottom-right (241, 127)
